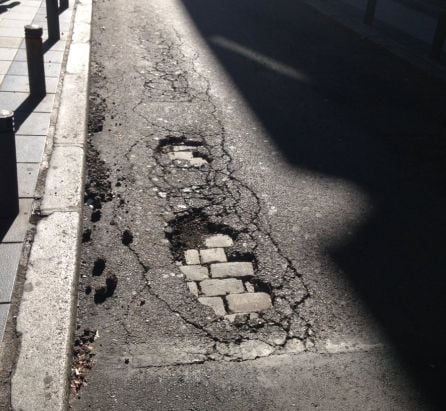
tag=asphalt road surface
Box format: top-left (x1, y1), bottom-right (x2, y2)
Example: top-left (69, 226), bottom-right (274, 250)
top-left (72, 0), bottom-right (446, 409)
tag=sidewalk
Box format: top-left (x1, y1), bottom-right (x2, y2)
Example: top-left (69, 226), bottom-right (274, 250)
top-left (0, 0), bottom-right (74, 340)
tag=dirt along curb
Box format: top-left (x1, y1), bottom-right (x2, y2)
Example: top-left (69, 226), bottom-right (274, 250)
top-left (10, 0), bottom-right (92, 409)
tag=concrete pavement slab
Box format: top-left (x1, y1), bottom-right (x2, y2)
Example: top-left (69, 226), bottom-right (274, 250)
top-left (17, 163), bottom-right (39, 197)
top-left (0, 243), bottom-right (22, 303)
top-left (0, 199), bottom-right (33, 243)
top-left (0, 91), bottom-right (55, 112)
top-left (15, 135), bottom-right (46, 162)
top-left (15, 112), bottom-right (51, 135)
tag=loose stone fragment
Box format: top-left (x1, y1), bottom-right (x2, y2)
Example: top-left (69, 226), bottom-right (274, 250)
top-left (184, 249), bottom-right (200, 265)
top-left (224, 313), bottom-right (249, 323)
top-left (189, 157), bottom-right (208, 167)
top-left (205, 234), bottom-right (234, 248)
top-left (245, 282), bottom-right (255, 292)
top-left (239, 340), bottom-right (275, 360)
top-left (187, 282), bottom-right (199, 297)
top-left (283, 338), bottom-right (306, 354)
top-left (168, 151), bottom-right (194, 161)
top-left (179, 265), bottom-right (209, 281)
top-left (200, 248), bottom-right (227, 264)
top-left (210, 262), bottom-right (254, 278)
top-left (200, 278), bottom-right (244, 297)
top-left (226, 292), bottom-right (272, 313)
top-left (198, 296), bottom-right (226, 316)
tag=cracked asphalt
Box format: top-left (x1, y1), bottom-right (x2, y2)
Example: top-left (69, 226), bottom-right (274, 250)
top-left (71, 0), bottom-right (446, 409)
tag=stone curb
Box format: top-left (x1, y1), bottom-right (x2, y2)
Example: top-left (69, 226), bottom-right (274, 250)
top-left (11, 0), bottom-right (92, 409)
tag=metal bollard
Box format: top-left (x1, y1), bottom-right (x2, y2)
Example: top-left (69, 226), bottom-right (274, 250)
top-left (46, 0), bottom-right (60, 42)
top-left (0, 110), bottom-right (19, 218)
top-left (431, 13), bottom-right (446, 61)
top-left (25, 25), bottom-right (46, 98)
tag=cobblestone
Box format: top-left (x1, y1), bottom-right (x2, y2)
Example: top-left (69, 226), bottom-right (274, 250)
top-left (179, 265), bottom-right (209, 281)
top-left (205, 234), bottom-right (233, 248)
top-left (245, 282), bottom-right (255, 292)
top-left (198, 296), bottom-right (226, 316)
top-left (199, 278), bottom-right (244, 296)
top-left (210, 262), bottom-right (254, 278)
top-left (187, 282), bottom-right (199, 297)
top-left (184, 249), bottom-right (200, 265)
top-left (226, 292), bottom-right (272, 313)
top-left (200, 248), bottom-right (227, 264)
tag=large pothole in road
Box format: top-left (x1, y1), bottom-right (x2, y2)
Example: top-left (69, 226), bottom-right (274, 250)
top-left (156, 135), bottom-right (211, 168)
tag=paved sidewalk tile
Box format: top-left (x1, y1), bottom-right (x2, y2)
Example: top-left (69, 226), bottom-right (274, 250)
top-left (15, 135), bottom-right (46, 162)
top-left (8, 61), bottom-right (61, 77)
top-left (0, 304), bottom-right (10, 340)
top-left (16, 112), bottom-right (51, 135)
top-left (0, 243), bottom-right (22, 303)
top-left (0, 75), bottom-right (58, 93)
top-left (0, 199), bottom-right (33, 243)
top-left (0, 60), bottom-right (12, 74)
top-left (15, 49), bottom-right (64, 63)
top-left (0, 48), bottom-right (17, 60)
top-left (17, 163), bottom-right (39, 197)
top-left (0, 91), bottom-right (55, 112)
top-left (0, 37), bottom-right (22, 48)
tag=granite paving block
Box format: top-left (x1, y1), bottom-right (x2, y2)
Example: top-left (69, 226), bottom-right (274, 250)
top-left (0, 304), bottom-right (10, 340)
top-left (200, 278), bottom-right (244, 296)
top-left (17, 163), bottom-right (39, 197)
top-left (205, 234), bottom-right (233, 248)
top-left (0, 243), bottom-right (22, 302)
top-left (16, 112), bottom-right (50, 135)
top-left (0, 91), bottom-right (55, 112)
top-left (179, 265), bottom-right (209, 281)
top-left (226, 292), bottom-right (272, 313)
top-left (8, 61), bottom-right (61, 77)
top-left (15, 135), bottom-right (46, 163)
top-left (184, 249), bottom-right (200, 265)
top-left (210, 262), bottom-right (255, 278)
top-left (0, 37), bottom-right (22, 48)
top-left (200, 248), bottom-right (227, 264)
top-left (0, 198), bottom-right (33, 243)
top-left (0, 48), bottom-right (17, 60)
top-left (198, 296), bottom-right (226, 316)
top-left (0, 75), bottom-right (58, 93)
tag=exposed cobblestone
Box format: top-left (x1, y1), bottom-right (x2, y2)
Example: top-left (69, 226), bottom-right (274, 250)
top-left (199, 278), bottom-right (244, 297)
top-left (187, 282), bottom-right (199, 297)
top-left (179, 265), bottom-right (209, 281)
top-left (205, 234), bottom-right (233, 248)
top-left (227, 292), bottom-right (272, 313)
top-left (210, 262), bottom-right (255, 279)
top-left (198, 296), bottom-right (226, 316)
top-left (200, 248), bottom-right (227, 264)
top-left (184, 249), bottom-right (200, 265)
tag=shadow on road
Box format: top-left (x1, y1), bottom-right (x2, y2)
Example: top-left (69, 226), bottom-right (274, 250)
top-left (182, 0), bottom-right (446, 406)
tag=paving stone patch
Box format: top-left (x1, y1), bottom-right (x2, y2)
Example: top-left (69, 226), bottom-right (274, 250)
top-left (226, 292), bottom-right (272, 313)
top-left (187, 282), bottom-right (198, 297)
top-left (200, 247), bottom-right (227, 264)
top-left (184, 249), bottom-right (200, 265)
top-left (210, 261), bottom-right (255, 278)
top-left (179, 265), bottom-right (209, 281)
top-left (205, 234), bottom-right (233, 248)
top-left (198, 296), bottom-right (226, 316)
top-left (199, 278), bottom-right (244, 296)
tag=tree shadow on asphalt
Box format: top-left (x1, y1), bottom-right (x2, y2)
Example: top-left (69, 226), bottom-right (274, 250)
top-left (182, 0), bottom-right (446, 407)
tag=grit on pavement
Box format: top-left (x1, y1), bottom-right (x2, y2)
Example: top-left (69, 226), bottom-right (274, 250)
top-left (72, 0), bottom-right (446, 409)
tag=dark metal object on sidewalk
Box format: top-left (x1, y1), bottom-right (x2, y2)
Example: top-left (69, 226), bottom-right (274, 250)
top-left (46, 0), bottom-right (60, 41)
top-left (25, 25), bottom-right (46, 98)
top-left (0, 110), bottom-right (19, 218)
top-left (364, 0), bottom-right (377, 25)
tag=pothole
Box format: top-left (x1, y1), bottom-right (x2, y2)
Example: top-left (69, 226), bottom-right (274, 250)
top-left (156, 135), bottom-right (211, 168)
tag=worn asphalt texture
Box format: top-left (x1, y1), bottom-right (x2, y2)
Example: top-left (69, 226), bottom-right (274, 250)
top-left (71, 0), bottom-right (446, 409)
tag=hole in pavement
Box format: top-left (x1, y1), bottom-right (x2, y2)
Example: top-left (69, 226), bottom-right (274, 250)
top-left (92, 258), bottom-right (106, 277)
top-left (91, 210), bottom-right (102, 223)
top-left (94, 274), bottom-right (118, 304)
top-left (165, 210), bottom-right (238, 260)
top-left (122, 229), bottom-right (133, 246)
top-left (156, 136), bottom-right (211, 167)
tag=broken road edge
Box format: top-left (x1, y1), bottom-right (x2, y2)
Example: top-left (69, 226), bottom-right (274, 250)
top-left (10, 0), bottom-right (92, 409)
